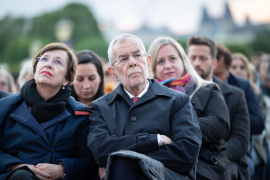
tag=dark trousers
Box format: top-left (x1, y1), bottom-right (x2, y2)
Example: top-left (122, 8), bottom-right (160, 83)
top-left (8, 169), bottom-right (38, 180)
top-left (109, 157), bottom-right (148, 180)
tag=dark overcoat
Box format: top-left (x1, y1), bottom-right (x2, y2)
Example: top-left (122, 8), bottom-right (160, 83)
top-left (87, 79), bottom-right (202, 180)
top-left (214, 76), bottom-right (250, 180)
top-left (191, 83), bottom-right (231, 180)
top-left (228, 73), bottom-right (264, 135)
top-left (0, 93), bottom-right (98, 180)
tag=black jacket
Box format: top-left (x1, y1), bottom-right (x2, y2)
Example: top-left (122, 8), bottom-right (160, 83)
top-left (191, 83), bottom-right (231, 180)
top-left (228, 73), bottom-right (264, 135)
top-left (214, 76), bottom-right (250, 180)
top-left (87, 79), bottom-right (202, 179)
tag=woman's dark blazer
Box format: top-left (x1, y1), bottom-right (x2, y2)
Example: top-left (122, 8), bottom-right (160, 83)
top-left (0, 93), bottom-right (98, 180)
top-left (88, 79), bottom-right (202, 179)
top-left (191, 83), bottom-right (231, 180)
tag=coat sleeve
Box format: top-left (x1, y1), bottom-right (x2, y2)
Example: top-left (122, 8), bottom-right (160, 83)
top-left (0, 119), bottom-right (24, 174)
top-left (145, 95), bottom-right (202, 175)
top-left (55, 117), bottom-right (98, 180)
top-left (198, 85), bottom-right (230, 143)
top-left (244, 82), bottom-right (264, 135)
top-left (226, 90), bottom-right (250, 161)
top-left (87, 102), bottom-right (159, 167)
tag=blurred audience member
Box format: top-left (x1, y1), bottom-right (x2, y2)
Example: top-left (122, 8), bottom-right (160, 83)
top-left (0, 66), bottom-right (10, 99)
top-left (0, 68), bottom-right (17, 94)
top-left (261, 64), bottom-right (270, 97)
top-left (231, 53), bottom-right (258, 93)
top-left (103, 62), bottom-right (119, 94)
top-left (215, 44), bottom-right (264, 179)
top-left (259, 54), bottom-right (270, 84)
top-left (149, 37), bottom-right (231, 180)
top-left (187, 36), bottom-right (250, 180)
top-left (71, 50), bottom-right (104, 107)
top-left (18, 60), bottom-right (34, 89)
top-left (231, 53), bottom-right (270, 179)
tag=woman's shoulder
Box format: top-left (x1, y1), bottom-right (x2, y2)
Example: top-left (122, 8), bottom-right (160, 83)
top-left (67, 96), bottom-right (90, 115)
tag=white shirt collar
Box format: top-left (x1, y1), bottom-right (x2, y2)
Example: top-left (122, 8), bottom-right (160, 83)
top-left (124, 80), bottom-right (149, 99)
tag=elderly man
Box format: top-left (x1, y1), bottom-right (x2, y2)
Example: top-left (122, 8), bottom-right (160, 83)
top-left (187, 36), bottom-right (250, 180)
top-left (87, 34), bottom-right (202, 180)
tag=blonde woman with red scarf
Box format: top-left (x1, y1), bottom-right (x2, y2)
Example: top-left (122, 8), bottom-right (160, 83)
top-left (148, 37), bottom-right (231, 180)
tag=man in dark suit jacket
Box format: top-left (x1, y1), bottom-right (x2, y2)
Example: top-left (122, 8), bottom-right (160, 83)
top-left (88, 34), bottom-right (202, 180)
top-left (187, 36), bottom-right (250, 180)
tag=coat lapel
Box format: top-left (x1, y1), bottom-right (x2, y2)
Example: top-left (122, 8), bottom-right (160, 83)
top-left (40, 109), bottom-right (70, 130)
top-left (10, 101), bottom-right (49, 143)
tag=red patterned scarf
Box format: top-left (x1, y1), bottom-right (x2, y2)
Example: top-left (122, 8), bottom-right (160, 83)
top-left (157, 73), bottom-right (196, 96)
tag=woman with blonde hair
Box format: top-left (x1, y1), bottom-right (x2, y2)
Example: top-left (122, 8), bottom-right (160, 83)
top-left (231, 53), bottom-right (259, 93)
top-left (148, 37), bottom-right (230, 180)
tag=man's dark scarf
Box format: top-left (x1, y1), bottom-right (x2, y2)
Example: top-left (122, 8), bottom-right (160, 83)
top-left (21, 79), bottom-right (71, 123)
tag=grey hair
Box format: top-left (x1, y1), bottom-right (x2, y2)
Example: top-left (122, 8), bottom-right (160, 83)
top-left (148, 37), bottom-right (213, 98)
top-left (107, 33), bottom-right (146, 65)
top-left (18, 60), bottom-right (34, 88)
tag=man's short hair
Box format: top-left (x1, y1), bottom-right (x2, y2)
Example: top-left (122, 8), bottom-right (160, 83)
top-left (107, 34), bottom-right (146, 65)
top-left (216, 43), bottom-right (232, 69)
top-left (187, 36), bottom-right (217, 59)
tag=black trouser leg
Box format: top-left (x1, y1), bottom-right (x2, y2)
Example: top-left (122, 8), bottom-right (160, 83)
top-left (8, 169), bottom-right (39, 180)
top-left (109, 157), bottom-right (148, 180)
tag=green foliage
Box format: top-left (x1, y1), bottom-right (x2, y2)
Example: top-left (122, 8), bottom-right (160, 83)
top-left (250, 29), bottom-right (270, 53)
top-left (0, 3), bottom-right (108, 72)
top-left (74, 36), bottom-right (108, 60)
top-left (225, 44), bottom-right (253, 60)
top-left (176, 40), bottom-right (187, 52)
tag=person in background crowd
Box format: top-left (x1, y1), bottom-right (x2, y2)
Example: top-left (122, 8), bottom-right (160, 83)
top-left (18, 60), bottom-right (35, 90)
top-left (214, 44), bottom-right (264, 179)
top-left (103, 61), bottom-right (119, 94)
top-left (71, 50), bottom-right (104, 107)
top-left (0, 43), bottom-right (98, 180)
top-left (261, 64), bottom-right (270, 97)
top-left (187, 36), bottom-right (250, 180)
top-left (88, 34), bottom-right (202, 180)
top-left (231, 52), bottom-right (270, 180)
top-left (0, 64), bottom-right (10, 99)
top-left (149, 37), bottom-right (230, 180)
top-left (0, 68), bottom-right (17, 94)
top-left (259, 55), bottom-right (270, 84)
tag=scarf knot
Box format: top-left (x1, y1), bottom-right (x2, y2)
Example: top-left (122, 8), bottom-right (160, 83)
top-left (21, 79), bottom-right (71, 123)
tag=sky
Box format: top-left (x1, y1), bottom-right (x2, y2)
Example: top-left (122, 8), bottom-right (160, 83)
top-left (1, 0), bottom-right (270, 35)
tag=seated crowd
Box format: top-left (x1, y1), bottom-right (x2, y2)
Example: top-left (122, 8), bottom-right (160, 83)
top-left (0, 33), bottom-right (270, 180)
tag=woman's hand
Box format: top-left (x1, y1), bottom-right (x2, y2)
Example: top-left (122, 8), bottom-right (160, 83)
top-left (160, 135), bottom-right (173, 145)
top-left (99, 167), bottom-right (106, 180)
top-left (9, 164), bottom-right (51, 180)
top-left (35, 163), bottom-right (62, 180)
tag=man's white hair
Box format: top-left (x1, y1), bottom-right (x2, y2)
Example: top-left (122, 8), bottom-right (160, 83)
top-left (107, 34), bottom-right (146, 65)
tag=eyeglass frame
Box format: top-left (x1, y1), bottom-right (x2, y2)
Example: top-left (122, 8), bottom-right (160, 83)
top-left (37, 55), bottom-right (66, 68)
top-left (111, 52), bottom-right (148, 66)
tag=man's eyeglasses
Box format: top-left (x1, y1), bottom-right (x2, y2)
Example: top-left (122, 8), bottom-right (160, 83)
top-left (37, 55), bottom-right (65, 68)
top-left (111, 52), bottom-right (147, 66)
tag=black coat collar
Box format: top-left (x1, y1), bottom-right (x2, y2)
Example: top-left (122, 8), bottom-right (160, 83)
top-left (213, 76), bottom-right (232, 96)
top-left (108, 79), bottom-right (172, 105)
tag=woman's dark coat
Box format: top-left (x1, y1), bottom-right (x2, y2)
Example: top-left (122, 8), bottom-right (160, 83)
top-left (214, 76), bottom-right (250, 180)
top-left (0, 93), bottom-right (98, 180)
top-left (228, 73), bottom-right (264, 135)
top-left (191, 83), bottom-right (231, 180)
top-left (87, 79), bottom-right (202, 180)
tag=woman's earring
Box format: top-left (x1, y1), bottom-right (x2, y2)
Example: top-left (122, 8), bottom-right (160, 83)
top-left (62, 86), bottom-right (65, 89)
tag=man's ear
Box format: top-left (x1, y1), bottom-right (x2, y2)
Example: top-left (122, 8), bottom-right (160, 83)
top-left (147, 55), bottom-right (152, 73)
top-left (108, 66), bottom-right (119, 82)
top-left (212, 59), bottom-right (218, 70)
